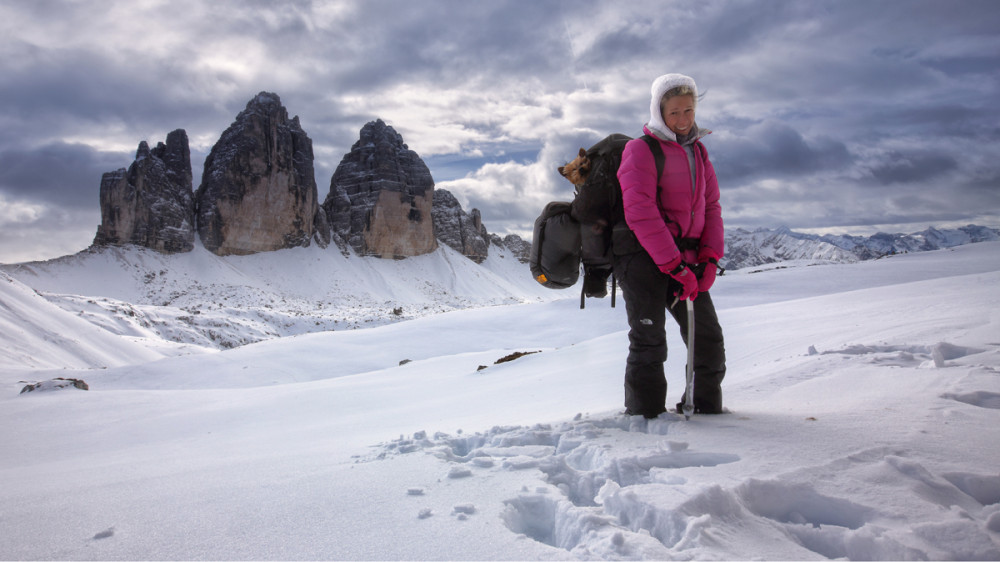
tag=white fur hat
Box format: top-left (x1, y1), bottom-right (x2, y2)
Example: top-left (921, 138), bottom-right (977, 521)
top-left (647, 73), bottom-right (698, 141)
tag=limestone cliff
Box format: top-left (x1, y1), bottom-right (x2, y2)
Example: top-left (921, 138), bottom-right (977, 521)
top-left (321, 120), bottom-right (436, 258)
top-left (92, 129), bottom-right (194, 253)
top-left (195, 92), bottom-right (319, 256)
top-left (432, 189), bottom-right (488, 263)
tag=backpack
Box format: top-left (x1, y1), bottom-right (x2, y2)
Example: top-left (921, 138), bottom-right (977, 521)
top-left (529, 201), bottom-right (581, 289)
top-left (530, 134), bottom-right (665, 307)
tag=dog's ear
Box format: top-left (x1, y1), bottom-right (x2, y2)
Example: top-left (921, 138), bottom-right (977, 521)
top-left (579, 148), bottom-right (587, 157)
top-left (557, 165), bottom-right (566, 176)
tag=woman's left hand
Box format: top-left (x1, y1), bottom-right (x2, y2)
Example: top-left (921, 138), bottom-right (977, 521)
top-left (697, 262), bottom-right (717, 292)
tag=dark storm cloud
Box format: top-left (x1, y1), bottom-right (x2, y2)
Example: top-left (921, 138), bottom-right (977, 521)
top-left (711, 121), bottom-right (852, 183)
top-left (0, 40), bottom-right (234, 150)
top-left (869, 151), bottom-right (958, 185)
top-left (311, 2), bottom-right (574, 92)
top-left (0, 142), bottom-right (129, 208)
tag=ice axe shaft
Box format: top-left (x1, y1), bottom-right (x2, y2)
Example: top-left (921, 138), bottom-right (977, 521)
top-left (683, 298), bottom-right (695, 420)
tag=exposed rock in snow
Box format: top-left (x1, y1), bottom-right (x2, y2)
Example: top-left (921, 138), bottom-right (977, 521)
top-left (492, 233), bottom-right (531, 264)
top-left (20, 378), bottom-right (89, 394)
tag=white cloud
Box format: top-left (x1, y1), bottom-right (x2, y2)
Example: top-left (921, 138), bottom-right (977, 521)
top-left (0, 197), bottom-right (97, 264)
top-left (0, 195), bottom-right (45, 227)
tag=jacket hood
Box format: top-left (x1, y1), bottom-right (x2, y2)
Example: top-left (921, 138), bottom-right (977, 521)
top-left (645, 73), bottom-right (698, 142)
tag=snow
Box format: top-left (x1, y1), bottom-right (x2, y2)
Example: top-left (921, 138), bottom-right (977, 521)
top-left (2, 242), bottom-right (1000, 560)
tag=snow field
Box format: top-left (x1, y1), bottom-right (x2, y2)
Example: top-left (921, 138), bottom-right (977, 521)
top-left (1, 242), bottom-right (999, 559)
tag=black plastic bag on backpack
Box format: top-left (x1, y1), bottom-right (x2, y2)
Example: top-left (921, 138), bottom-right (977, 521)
top-left (529, 201), bottom-right (582, 289)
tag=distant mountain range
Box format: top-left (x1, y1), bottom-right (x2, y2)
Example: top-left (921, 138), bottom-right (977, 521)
top-left (721, 225), bottom-right (1000, 271)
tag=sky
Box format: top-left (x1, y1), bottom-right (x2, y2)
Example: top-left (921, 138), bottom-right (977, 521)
top-left (1, 0), bottom-right (999, 264)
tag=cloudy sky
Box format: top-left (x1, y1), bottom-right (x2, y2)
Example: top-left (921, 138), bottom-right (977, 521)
top-left (1, 0), bottom-right (998, 263)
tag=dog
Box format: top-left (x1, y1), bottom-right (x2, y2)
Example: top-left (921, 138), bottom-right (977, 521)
top-left (557, 147), bottom-right (609, 234)
top-left (557, 148), bottom-right (590, 187)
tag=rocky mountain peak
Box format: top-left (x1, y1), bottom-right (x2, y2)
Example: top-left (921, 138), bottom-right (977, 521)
top-left (92, 129), bottom-right (194, 253)
top-left (250, 91), bottom-right (282, 110)
top-left (322, 119), bottom-right (436, 258)
top-left (195, 92), bottom-right (319, 256)
top-left (88, 94), bottom-right (515, 265)
top-left (360, 118), bottom-right (406, 146)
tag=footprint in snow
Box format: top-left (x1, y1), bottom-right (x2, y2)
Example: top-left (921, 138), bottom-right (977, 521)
top-left (374, 414), bottom-right (742, 555)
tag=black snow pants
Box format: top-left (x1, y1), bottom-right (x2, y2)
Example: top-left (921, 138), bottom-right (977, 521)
top-left (613, 249), bottom-right (727, 417)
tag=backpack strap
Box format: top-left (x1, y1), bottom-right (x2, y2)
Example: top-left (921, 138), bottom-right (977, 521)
top-left (639, 135), bottom-right (666, 185)
top-left (638, 134), bottom-right (673, 236)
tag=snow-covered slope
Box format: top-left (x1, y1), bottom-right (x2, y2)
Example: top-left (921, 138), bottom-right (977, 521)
top-left (0, 271), bottom-right (201, 370)
top-left (2, 241), bottom-right (554, 359)
top-left (2, 243), bottom-right (999, 560)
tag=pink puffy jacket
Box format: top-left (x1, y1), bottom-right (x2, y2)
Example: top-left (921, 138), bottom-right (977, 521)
top-left (617, 125), bottom-right (724, 269)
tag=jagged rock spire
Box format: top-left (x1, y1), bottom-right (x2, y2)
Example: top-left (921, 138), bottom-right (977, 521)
top-left (93, 129), bottom-right (194, 253)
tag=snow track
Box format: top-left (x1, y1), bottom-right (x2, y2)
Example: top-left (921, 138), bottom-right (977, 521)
top-left (369, 402), bottom-right (1000, 560)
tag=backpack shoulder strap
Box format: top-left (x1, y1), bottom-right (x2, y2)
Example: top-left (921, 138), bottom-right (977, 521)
top-left (638, 135), bottom-right (667, 222)
top-left (639, 134), bottom-right (666, 184)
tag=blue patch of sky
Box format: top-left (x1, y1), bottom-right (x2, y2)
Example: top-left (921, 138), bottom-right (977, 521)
top-left (423, 149), bottom-right (540, 182)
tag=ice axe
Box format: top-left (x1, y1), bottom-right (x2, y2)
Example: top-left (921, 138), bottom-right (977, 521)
top-left (669, 292), bottom-right (697, 420)
top-left (682, 298), bottom-right (695, 420)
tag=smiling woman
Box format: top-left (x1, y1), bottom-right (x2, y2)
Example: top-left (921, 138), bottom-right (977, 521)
top-left (659, 87), bottom-right (697, 137)
top-left (613, 73), bottom-right (728, 419)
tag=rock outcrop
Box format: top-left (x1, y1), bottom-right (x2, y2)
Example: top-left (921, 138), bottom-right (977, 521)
top-left (195, 92), bottom-right (319, 256)
top-left (20, 377), bottom-right (89, 394)
top-left (92, 129), bottom-right (194, 253)
top-left (322, 120), bottom-right (437, 258)
top-left (432, 189), bottom-right (489, 263)
top-left (88, 96), bottom-right (515, 265)
top-left (491, 233), bottom-right (531, 263)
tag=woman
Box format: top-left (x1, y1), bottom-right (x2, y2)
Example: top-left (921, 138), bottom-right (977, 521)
top-left (614, 73), bottom-right (727, 418)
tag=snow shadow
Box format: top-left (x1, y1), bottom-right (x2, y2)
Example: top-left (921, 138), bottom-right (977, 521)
top-left (941, 390), bottom-right (1000, 410)
top-left (818, 341), bottom-right (985, 368)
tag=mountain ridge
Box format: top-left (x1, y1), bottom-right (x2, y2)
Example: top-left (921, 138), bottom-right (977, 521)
top-left (722, 224), bottom-right (999, 270)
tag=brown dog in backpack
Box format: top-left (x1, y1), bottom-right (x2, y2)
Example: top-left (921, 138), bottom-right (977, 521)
top-left (558, 148), bottom-right (590, 187)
